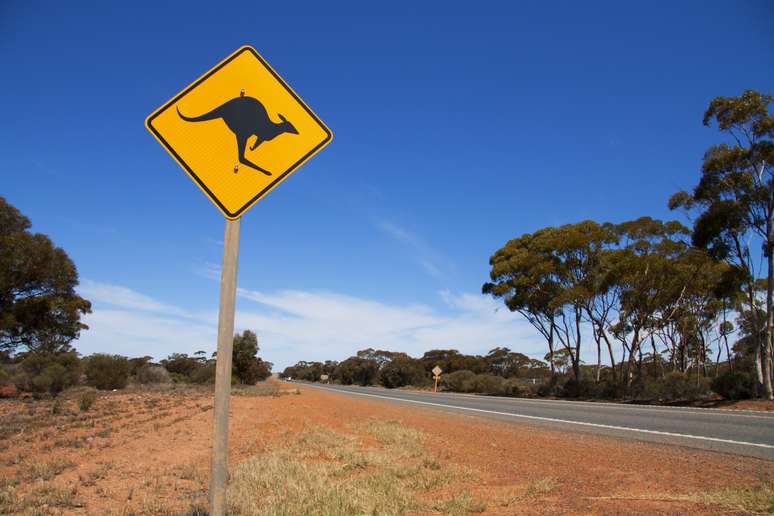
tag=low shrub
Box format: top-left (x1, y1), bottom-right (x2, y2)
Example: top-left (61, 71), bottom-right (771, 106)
top-left (13, 352), bottom-right (81, 396)
top-left (468, 373), bottom-right (505, 394)
top-left (441, 370), bottom-right (476, 392)
top-left (635, 372), bottom-right (711, 401)
top-left (378, 358), bottom-right (426, 389)
top-left (502, 378), bottom-right (521, 397)
top-left (79, 389), bottom-right (97, 412)
top-left (559, 378), bottom-right (596, 398)
top-left (135, 365), bottom-right (171, 384)
top-left (84, 354), bottom-right (130, 390)
top-left (536, 376), bottom-right (560, 397)
top-left (711, 370), bottom-right (755, 400)
top-left (190, 363), bottom-right (216, 384)
top-left (169, 372), bottom-right (189, 383)
top-left (593, 379), bottom-right (626, 399)
top-left (51, 398), bottom-right (66, 415)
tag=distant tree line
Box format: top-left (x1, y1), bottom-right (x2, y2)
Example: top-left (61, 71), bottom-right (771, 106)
top-left (1, 90), bottom-right (771, 402)
top-left (483, 90), bottom-right (772, 400)
top-left (281, 347), bottom-right (551, 396)
top-left (0, 193), bottom-right (271, 397)
top-left (1, 329), bottom-right (272, 398)
top-left (284, 90), bottom-right (772, 402)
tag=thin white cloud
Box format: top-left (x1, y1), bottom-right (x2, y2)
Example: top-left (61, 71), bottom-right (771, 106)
top-left (192, 262), bottom-right (222, 281)
top-left (377, 221), bottom-right (449, 280)
top-left (75, 280), bottom-right (546, 369)
top-left (77, 309), bottom-right (216, 359)
top-left (79, 279), bottom-right (193, 319)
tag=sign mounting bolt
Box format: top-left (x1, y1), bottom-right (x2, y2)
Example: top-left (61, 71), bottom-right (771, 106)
top-left (240, 88), bottom-right (245, 97)
top-left (233, 164), bottom-right (239, 173)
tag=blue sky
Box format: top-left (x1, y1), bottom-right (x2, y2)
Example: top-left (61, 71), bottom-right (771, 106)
top-left (2, 1), bottom-right (772, 369)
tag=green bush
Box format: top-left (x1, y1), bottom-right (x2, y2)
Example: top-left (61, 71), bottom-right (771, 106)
top-left (502, 378), bottom-right (521, 397)
top-left (190, 363), bottom-right (216, 384)
top-left (594, 379), bottom-right (626, 399)
top-left (468, 373), bottom-right (505, 394)
top-left (169, 372), bottom-right (188, 383)
top-left (635, 372), bottom-right (711, 401)
top-left (84, 354), bottom-right (130, 390)
top-left (560, 378), bottom-right (596, 398)
top-left (79, 389), bottom-right (97, 411)
top-left (14, 351), bottom-right (81, 395)
top-left (536, 376), bottom-right (560, 397)
top-left (33, 364), bottom-right (68, 395)
top-left (711, 370), bottom-right (755, 400)
top-left (378, 357), bottom-right (426, 389)
top-left (135, 365), bottom-right (171, 384)
top-left (441, 370), bottom-right (476, 392)
top-left (232, 330), bottom-right (272, 384)
top-left (51, 397), bottom-right (66, 415)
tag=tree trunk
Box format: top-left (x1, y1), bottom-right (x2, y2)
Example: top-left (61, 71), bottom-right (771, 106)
top-left (766, 223), bottom-right (774, 399)
top-left (595, 337), bottom-right (601, 383)
top-left (548, 322), bottom-right (555, 377)
top-left (573, 307), bottom-right (583, 381)
top-left (603, 333), bottom-right (617, 382)
top-left (651, 335), bottom-right (661, 378)
top-left (625, 328), bottom-right (640, 387)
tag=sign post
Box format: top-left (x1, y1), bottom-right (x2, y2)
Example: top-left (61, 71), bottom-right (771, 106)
top-left (432, 366), bottom-right (442, 392)
top-left (209, 218), bottom-right (240, 513)
top-left (145, 45), bottom-right (331, 516)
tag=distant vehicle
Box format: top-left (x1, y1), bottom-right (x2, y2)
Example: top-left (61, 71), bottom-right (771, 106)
top-left (286, 377), bottom-right (293, 381)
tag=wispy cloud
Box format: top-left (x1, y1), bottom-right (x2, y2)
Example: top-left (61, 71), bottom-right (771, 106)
top-left (75, 280), bottom-right (546, 369)
top-left (79, 279), bottom-right (193, 319)
top-left (192, 262), bottom-right (221, 281)
top-left (377, 221), bottom-right (449, 279)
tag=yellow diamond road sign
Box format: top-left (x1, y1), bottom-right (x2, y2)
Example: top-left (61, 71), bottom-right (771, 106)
top-left (146, 46), bottom-right (332, 219)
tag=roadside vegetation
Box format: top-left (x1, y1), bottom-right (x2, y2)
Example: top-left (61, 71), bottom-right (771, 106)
top-left (285, 91), bottom-right (774, 404)
top-left (226, 420), bottom-right (486, 515)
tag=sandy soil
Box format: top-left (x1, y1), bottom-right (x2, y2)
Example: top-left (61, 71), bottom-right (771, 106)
top-left (0, 382), bottom-right (771, 515)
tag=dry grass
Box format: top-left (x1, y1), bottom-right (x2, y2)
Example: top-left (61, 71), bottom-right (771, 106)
top-left (590, 481), bottom-right (774, 514)
top-left (21, 457), bottom-right (75, 481)
top-left (227, 419), bottom-right (483, 515)
top-left (499, 477), bottom-right (558, 507)
top-left (232, 382), bottom-right (300, 397)
top-left (0, 482), bottom-right (82, 514)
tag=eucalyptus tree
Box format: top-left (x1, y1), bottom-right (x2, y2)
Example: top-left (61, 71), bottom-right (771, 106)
top-left (0, 197), bottom-right (91, 354)
top-left (663, 249), bottom-right (736, 378)
top-left (607, 218), bottom-right (692, 383)
top-left (485, 221), bottom-right (616, 380)
top-left (483, 231), bottom-right (562, 376)
top-left (670, 90), bottom-right (774, 398)
top-left (537, 221), bottom-right (619, 381)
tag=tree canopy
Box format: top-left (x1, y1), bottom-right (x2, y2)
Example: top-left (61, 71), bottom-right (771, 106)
top-left (0, 197), bottom-right (91, 354)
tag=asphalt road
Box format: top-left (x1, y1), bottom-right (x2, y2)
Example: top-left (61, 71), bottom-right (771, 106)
top-left (299, 382), bottom-right (774, 460)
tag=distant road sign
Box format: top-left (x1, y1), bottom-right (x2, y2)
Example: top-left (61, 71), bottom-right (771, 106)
top-left (320, 374), bottom-right (329, 381)
top-left (432, 366), bottom-right (442, 376)
top-left (146, 46), bottom-right (332, 219)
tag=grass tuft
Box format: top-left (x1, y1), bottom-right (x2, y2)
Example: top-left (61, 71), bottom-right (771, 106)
top-left (22, 457), bottom-right (75, 481)
top-left (591, 482), bottom-right (774, 514)
top-left (227, 420), bottom-right (478, 516)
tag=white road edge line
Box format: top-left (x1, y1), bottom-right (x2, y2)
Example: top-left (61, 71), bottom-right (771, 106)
top-left (428, 392), bottom-right (774, 419)
top-left (305, 384), bottom-right (774, 450)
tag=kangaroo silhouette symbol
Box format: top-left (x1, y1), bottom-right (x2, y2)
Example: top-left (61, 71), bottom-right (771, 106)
top-left (177, 93), bottom-right (299, 176)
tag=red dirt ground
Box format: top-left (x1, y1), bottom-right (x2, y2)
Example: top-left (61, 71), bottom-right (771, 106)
top-left (0, 382), bottom-right (771, 514)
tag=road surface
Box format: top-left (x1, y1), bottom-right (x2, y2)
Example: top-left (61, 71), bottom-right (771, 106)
top-left (299, 382), bottom-right (774, 460)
